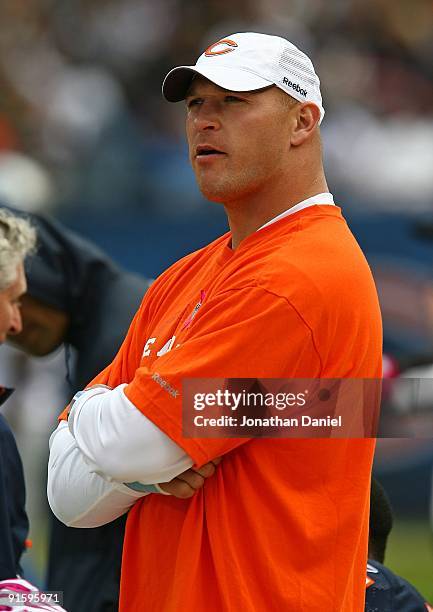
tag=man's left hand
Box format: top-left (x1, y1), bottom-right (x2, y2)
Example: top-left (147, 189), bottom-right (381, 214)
top-left (158, 459), bottom-right (221, 498)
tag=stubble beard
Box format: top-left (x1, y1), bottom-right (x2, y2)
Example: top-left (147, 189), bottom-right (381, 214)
top-left (195, 165), bottom-right (263, 205)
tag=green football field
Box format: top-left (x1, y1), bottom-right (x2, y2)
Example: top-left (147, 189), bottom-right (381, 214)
top-left (386, 519), bottom-right (433, 602)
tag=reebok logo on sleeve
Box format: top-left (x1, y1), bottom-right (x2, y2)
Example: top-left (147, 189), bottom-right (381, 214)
top-left (151, 372), bottom-right (179, 398)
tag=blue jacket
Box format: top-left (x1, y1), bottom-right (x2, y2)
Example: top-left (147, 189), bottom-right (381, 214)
top-left (0, 388), bottom-right (29, 581)
top-left (366, 559), bottom-right (431, 611)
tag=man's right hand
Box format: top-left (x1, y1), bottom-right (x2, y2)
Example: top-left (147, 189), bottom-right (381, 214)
top-left (158, 458), bottom-right (221, 498)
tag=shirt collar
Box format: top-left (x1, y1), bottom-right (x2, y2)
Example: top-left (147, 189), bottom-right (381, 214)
top-left (257, 192), bottom-right (335, 232)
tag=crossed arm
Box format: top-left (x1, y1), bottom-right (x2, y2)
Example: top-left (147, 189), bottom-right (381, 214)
top-left (48, 287), bottom-right (314, 527)
top-left (48, 385), bottom-right (218, 527)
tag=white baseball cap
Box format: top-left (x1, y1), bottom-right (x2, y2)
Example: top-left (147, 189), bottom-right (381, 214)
top-left (162, 32), bottom-right (325, 123)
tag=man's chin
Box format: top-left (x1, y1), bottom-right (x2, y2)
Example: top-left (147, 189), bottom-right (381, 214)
top-left (198, 184), bottom-right (232, 204)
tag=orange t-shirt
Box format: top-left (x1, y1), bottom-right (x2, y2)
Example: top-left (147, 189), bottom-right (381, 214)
top-left (80, 205), bottom-right (382, 611)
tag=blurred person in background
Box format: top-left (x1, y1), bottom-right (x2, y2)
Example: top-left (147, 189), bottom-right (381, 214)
top-left (0, 209), bottom-right (33, 583)
top-left (0, 208), bottom-right (66, 611)
top-left (4, 204), bottom-right (217, 612)
top-left (367, 478), bottom-right (432, 611)
top-left (4, 204), bottom-right (149, 612)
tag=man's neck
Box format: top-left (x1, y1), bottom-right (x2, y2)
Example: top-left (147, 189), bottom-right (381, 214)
top-left (225, 176), bottom-right (329, 249)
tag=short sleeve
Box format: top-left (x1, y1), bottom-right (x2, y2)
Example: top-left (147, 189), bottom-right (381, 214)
top-left (58, 305), bottom-right (146, 420)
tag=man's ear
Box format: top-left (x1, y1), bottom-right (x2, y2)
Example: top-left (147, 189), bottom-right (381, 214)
top-left (291, 103), bottom-right (321, 146)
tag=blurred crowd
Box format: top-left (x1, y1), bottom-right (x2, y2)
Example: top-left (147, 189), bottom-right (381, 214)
top-left (0, 0), bottom-right (431, 216)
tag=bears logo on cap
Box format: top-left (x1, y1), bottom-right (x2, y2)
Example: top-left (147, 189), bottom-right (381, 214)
top-left (205, 39), bottom-right (238, 57)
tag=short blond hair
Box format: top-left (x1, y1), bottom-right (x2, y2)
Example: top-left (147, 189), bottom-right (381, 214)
top-left (0, 208), bottom-right (36, 290)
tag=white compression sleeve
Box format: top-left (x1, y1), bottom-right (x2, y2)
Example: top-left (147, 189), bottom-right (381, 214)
top-left (67, 384), bottom-right (193, 484)
top-left (47, 421), bottom-right (148, 528)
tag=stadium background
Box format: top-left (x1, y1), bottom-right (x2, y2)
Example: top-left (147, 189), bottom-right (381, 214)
top-left (0, 0), bottom-right (432, 600)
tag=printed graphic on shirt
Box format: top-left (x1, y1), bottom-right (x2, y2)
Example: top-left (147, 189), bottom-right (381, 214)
top-left (141, 291), bottom-right (208, 363)
top-left (182, 290), bottom-right (206, 330)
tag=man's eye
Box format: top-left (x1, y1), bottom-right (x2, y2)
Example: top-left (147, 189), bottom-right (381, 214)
top-left (187, 98), bottom-right (202, 109)
top-left (225, 95), bottom-right (242, 103)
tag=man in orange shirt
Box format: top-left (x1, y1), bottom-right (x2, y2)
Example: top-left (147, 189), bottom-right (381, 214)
top-left (48, 33), bottom-right (382, 611)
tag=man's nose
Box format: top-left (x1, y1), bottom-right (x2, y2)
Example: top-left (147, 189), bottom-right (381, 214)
top-left (8, 309), bottom-right (23, 336)
top-left (194, 102), bottom-right (221, 131)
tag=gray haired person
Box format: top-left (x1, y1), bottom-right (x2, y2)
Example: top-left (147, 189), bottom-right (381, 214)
top-left (0, 209), bottom-right (35, 342)
top-left (0, 209), bottom-right (66, 611)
